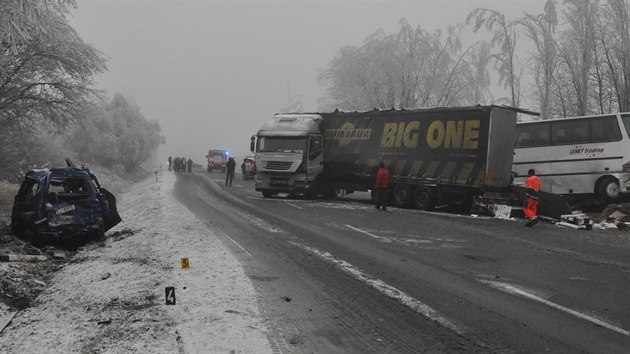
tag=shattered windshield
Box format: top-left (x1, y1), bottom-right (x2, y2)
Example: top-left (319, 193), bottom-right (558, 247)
top-left (257, 136), bottom-right (307, 153)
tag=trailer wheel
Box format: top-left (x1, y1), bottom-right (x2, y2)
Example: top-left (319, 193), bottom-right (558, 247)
top-left (393, 184), bottom-right (413, 208)
top-left (413, 186), bottom-right (435, 210)
top-left (262, 191), bottom-right (274, 198)
top-left (597, 177), bottom-right (621, 202)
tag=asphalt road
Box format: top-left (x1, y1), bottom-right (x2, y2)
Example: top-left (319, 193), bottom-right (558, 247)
top-left (174, 171), bottom-right (630, 353)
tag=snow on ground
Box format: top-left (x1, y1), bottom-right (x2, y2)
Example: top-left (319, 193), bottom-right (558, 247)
top-left (0, 171), bottom-right (272, 353)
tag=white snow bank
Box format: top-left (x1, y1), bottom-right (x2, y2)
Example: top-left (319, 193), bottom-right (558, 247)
top-left (0, 171), bottom-right (271, 353)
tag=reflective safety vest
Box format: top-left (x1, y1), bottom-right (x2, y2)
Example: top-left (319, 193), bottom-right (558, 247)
top-left (525, 175), bottom-right (541, 200)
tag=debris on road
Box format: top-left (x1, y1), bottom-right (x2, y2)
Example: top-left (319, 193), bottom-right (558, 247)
top-left (0, 311), bottom-right (17, 334)
top-left (0, 254), bottom-right (48, 262)
top-left (593, 204), bottom-right (630, 231)
top-left (557, 213), bottom-right (593, 230)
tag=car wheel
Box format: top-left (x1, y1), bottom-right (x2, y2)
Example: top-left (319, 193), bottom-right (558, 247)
top-left (413, 186), bottom-right (435, 210)
top-left (262, 191), bottom-right (273, 198)
top-left (597, 177), bottom-right (621, 202)
top-left (393, 184), bottom-right (413, 208)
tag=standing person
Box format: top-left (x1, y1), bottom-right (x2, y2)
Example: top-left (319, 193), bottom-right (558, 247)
top-left (225, 157), bottom-right (236, 186)
top-left (173, 157), bottom-right (181, 172)
top-left (524, 168), bottom-right (541, 227)
top-left (187, 158), bottom-right (193, 172)
top-left (181, 157), bottom-right (187, 172)
top-left (374, 162), bottom-right (390, 211)
top-left (168, 156), bottom-right (172, 171)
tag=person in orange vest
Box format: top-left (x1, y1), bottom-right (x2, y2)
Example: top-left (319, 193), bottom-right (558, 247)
top-left (524, 168), bottom-right (541, 226)
top-left (374, 162), bottom-right (390, 211)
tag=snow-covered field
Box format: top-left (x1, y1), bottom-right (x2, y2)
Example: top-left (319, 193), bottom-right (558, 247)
top-left (0, 171), bottom-right (271, 353)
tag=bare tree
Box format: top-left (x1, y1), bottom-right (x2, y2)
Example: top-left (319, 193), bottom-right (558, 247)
top-left (558, 0), bottom-right (599, 116)
top-left (467, 8), bottom-right (521, 106)
top-left (598, 0), bottom-right (630, 112)
top-left (518, 0), bottom-right (559, 118)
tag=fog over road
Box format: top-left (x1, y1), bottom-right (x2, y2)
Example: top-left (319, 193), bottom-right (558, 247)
top-left (175, 171), bottom-right (630, 353)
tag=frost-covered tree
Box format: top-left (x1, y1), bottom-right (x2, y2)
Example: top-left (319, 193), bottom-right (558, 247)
top-left (1, 0), bottom-right (76, 51)
top-left (557, 0), bottom-right (599, 116)
top-left (518, 0), bottom-right (559, 118)
top-left (318, 20), bottom-right (490, 111)
top-left (598, 0), bottom-right (630, 112)
top-left (467, 8), bottom-right (521, 106)
top-left (0, 0), bottom-right (105, 132)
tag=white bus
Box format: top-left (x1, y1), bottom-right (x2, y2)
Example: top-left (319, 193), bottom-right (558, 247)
top-left (513, 112), bottom-right (630, 202)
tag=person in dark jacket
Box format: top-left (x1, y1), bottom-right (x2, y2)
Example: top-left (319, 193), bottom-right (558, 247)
top-left (187, 158), bottom-right (193, 172)
top-left (374, 162), bottom-right (390, 211)
top-left (225, 157), bottom-right (236, 186)
top-left (168, 156), bottom-right (172, 171)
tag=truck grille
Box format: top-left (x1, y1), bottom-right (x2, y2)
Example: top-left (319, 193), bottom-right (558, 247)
top-left (265, 161), bottom-right (292, 171)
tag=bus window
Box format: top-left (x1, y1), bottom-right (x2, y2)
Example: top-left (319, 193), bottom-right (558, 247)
top-left (590, 115), bottom-right (621, 142)
top-left (621, 113), bottom-right (630, 138)
top-left (551, 120), bottom-right (589, 145)
top-left (516, 123), bottom-right (549, 147)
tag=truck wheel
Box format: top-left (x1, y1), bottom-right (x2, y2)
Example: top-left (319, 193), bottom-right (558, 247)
top-left (262, 191), bottom-right (274, 198)
top-left (413, 186), bottom-right (435, 210)
top-left (393, 184), bottom-right (413, 208)
top-left (597, 177), bottom-right (621, 202)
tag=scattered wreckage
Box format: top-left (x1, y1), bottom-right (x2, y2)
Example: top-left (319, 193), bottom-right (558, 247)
top-left (10, 159), bottom-right (121, 247)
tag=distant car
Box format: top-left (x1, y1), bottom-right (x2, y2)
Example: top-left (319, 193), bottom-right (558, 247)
top-left (11, 160), bottom-right (121, 246)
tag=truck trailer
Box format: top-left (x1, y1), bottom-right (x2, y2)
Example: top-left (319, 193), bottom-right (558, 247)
top-left (250, 106), bottom-right (517, 210)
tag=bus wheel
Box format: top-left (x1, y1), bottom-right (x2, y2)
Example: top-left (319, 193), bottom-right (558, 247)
top-left (597, 177), bottom-right (621, 202)
top-left (262, 191), bottom-right (274, 198)
top-left (393, 184), bottom-right (413, 208)
top-left (413, 186), bottom-right (435, 210)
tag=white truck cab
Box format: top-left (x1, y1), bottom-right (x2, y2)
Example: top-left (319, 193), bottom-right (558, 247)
top-left (251, 114), bottom-right (324, 198)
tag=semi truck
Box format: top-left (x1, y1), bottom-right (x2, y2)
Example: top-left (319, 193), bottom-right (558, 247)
top-left (206, 149), bottom-right (229, 173)
top-left (250, 106), bottom-right (517, 210)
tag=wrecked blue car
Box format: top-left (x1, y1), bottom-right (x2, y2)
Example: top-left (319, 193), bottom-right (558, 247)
top-left (11, 161), bottom-right (121, 246)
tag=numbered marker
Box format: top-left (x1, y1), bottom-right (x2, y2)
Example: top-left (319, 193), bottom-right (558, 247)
top-left (181, 257), bottom-right (189, 269)
top-left (165, 286), bottom-right (176, 305)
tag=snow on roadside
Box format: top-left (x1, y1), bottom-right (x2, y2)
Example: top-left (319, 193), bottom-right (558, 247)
top-left (0, 171), bottom-right (272, 353)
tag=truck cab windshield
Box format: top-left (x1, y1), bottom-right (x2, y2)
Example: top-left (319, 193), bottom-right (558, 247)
top-left (258, 136), bottom-right (306, 153)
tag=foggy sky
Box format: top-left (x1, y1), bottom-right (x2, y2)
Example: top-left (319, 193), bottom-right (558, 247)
top-left (69, 0), bottom-right (544, 162)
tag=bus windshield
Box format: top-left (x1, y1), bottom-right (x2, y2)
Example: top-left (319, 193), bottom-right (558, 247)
top-left (257, 136), bottom-right (307, 153)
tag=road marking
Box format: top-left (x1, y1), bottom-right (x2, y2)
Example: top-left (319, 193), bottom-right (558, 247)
top-left (288, 241), bottom-right (463, 334)
top-left (345, 224), bottom-right (392, 243)
top-left (285, 202), bottom-right (303, 210)
top-left (215, 228), bottom-right (253, 258)
top-left (481, 280), bottom-right (630, 336)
